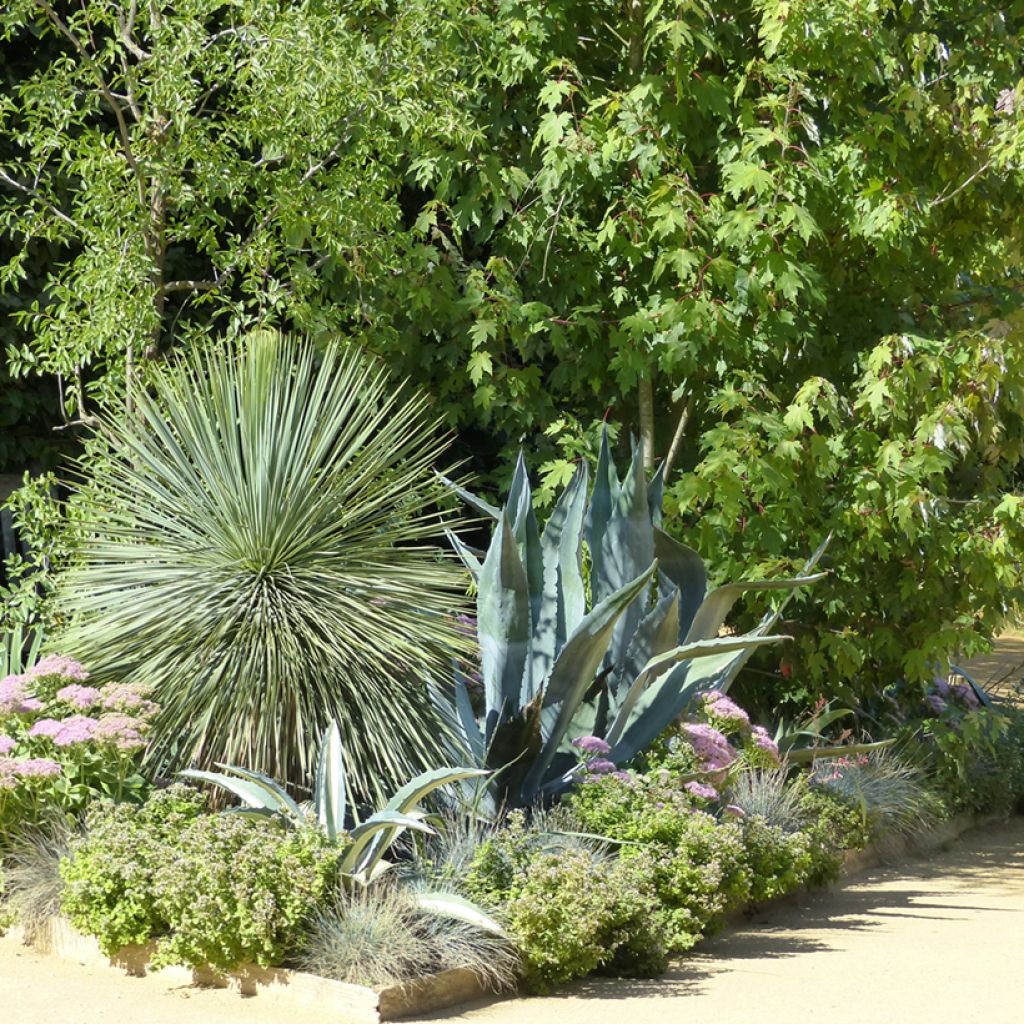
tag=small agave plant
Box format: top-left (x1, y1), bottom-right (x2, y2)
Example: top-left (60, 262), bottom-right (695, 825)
top-left (181, 722), bottom-right (496, 937)
top-left (436, 431), bottom-right (829, 808)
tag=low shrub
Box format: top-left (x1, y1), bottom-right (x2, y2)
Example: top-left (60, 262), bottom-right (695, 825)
top-left (910, 705), bottom-right (1024, 816)
top-left (2, 816), bottom-right (73, 941)
top-left (569, 773), bottom-right (750, 951)
top-left (295, 883), bottom-right (518, 990)
top-left (464, 811), bottom-right (667, 991)
top-left (740, 815), bottom-right (814, 903)
top-left (811, 750), bottom-right (941, 842)
top-left (61, 785), bottom-right (340, 970)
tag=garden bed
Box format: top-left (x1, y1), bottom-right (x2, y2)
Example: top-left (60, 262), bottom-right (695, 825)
top-left (2, 811), bottom-right (1004, 1022)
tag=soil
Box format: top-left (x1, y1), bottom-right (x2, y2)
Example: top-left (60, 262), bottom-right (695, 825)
top-left (3, 817), bottom-right (1023, 1024)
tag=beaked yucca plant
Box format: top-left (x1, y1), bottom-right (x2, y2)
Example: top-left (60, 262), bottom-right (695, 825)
top-left (437, 432), bottom-right (829, 808)
top-left (58, 331), bottom-right (470, 802)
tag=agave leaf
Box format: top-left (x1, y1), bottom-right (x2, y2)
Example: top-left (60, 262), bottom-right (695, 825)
top-left (453, 674), bottom-right (486, 763)
top-left (343, 810), bottom-right (438, 875)
top-left (507, 454), bottom-right (545, 643)
top-left (586, 437), bottom-right (655, 672)
top-left (445, 529), bottom-right (483, 577)
top-left (948, 664), bottom-right (996, 710)
top-left (609, 589), bottom-right (680, 701)
top-left (522, 562), bottom-right (657, 800)
top-left (384, 765), bottom-right (491, 815)
top-left (436, 472), bottom-right (501, 520)
top-left (653, 527), bottom-right (707, 640)
top-left (214, 764), bottom-right (306, 819)
top-left (414, 891), bottom-right (507, 936)
top-left (786, 739), bottom-right (896, 764)
top-left (605, 634), bottom-right (787, 746)
top-left (179, 768), bottom-right (297, 817)
top-left (535, 462), bottom-right (589, 686)
top-left (314, 720), bottom-right (346, 839)
top-left (647, 462), bottom-right (665, 530)
top-left (477, 512), bottom-right (531, 736)
top-left (684, 572), bottom-right (829, 644)
top-left (607, 634), bottom-right (789, 765)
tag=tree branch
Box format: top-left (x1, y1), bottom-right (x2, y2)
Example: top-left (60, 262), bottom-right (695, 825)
top-left (0, 167), bottom-right (82, 232)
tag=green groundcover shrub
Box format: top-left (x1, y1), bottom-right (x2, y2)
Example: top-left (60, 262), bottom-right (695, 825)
top-left (60, 786), bottom-right (340, 969)
top-left (463, 811), bottom-right (667, 992)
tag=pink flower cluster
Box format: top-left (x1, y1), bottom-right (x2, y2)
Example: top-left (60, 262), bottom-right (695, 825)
top-left (571, 735), bottom-right (611, 756)
top-left (680, 722), bottom-right (736, 773)
top-left (0, 675), bottom-right (43, 715)
top-left (27, 655), bottom-right (89, 682)
top-left (56, 684), bottom-right (102, 710)
top-left (684, 780), bottom-right (719, 802)
top-left (750, 725), bottom-right (780, 762)
top-left (702, 690), bottom-right (751, 728)
top-left (0, 755), bottom-right (61, 789)
top-left (98, 682), bottom-right (159, 718)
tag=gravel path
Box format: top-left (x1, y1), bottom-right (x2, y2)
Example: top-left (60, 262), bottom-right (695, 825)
top-left (4, 818), bottom-right (1023, 1024)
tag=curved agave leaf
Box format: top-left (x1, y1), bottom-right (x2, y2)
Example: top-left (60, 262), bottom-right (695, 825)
top-left (314, 720), bottom-right (346, 839)
top-left (343, 810), bottom-right (438, 877)
top-left (609, 590), bottom-right (680, 702)
top-left (445, 528), bottom-right (483, 577)
top-left (586, 437), bottom-right (655, 672)
top-left (786, 738), bottom-right (896, 764)
top-left (179, 768), bottom-right (300, 819)
top-left (605, 633), bottom-right (787, 746)
top-left (414, 891), bottom-right (506, 936)
top-left (606, 634), bottom-right (789, 765)
top-left (214, 764), bottom-right (306, 819)
top-left (383, 765), bottom-right (491, 815)
top-left (536, 462), bottom-right (589, 683)
top-left (522, 562), bottom-right (657, 800)
top-left (435, 472), bottom-right (501, 520)
top-left (949, 664), bottom-right (997, 710)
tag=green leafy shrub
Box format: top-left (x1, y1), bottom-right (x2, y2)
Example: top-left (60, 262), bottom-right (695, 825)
top-left (799, 787), bottom-right (872, 885)
top-left (740, 815), bottom-right (814, 903)
top-left (61, 786), bottom-right (207, 954)
top-left (464, 810), bottom-right (666, 991)
top-left (62, 785), bottom-right (340, 969)
top-left (910, 706), bottom-right (1024, 816)
top-left (148, 814), bottom-right (339, 970)
top-left (569, 774), bottom-right (749, 951)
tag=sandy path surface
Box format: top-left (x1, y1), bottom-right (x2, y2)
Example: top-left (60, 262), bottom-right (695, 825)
top-left (4, 818), bottom-right (1023, 1024)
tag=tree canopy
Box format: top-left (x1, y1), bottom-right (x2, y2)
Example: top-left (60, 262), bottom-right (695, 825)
top-left (2, 0), bottom-right (1024, 698)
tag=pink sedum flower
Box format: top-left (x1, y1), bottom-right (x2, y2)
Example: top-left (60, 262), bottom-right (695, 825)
top-left (684, 780), bottom-right (719, 801)
top-left (28, 655), bottom-right (89, 682)
top-left (0, 734), bottom-right (15, 755)
top-left (99, 682), bottom-right (159, 719)
top-left (15, 757), bottom-right (62, 779)
top-left (56, 684), bottom-right (102, 710)
top-left (750, 725), bottom-right (780, 762)
top-left (571, 735), bottom-right (612, 756)
top-left (91, 714), bottom-right (147, 751)
top-left (53, 715), bottom-right (98, 747)
top-left (0, 674), bottom-right (37, 714)
top-left (723, 804), bottom-right (746, 819)
top-left (585, 757), bottom-right (617, 774)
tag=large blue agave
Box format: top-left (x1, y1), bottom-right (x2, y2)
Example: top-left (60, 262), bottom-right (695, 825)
top-left (437, 432), bottom-right (828, 808)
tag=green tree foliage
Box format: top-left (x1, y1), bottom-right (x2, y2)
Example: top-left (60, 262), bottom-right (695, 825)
top-left (0, 0), bottom-right (479, 419)
top-left (3, 1), bottom-right (1024, 700)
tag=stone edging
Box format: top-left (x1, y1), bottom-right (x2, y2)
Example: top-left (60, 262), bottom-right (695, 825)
top-left (0, 811), bottom-right (1004, 1020)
